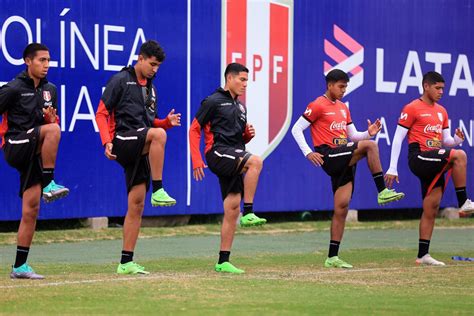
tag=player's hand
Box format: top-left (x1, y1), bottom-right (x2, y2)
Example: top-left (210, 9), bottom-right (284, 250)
top-left (306, 152), bottom-right (324, 167)
top-left (104, 142), bottom-right (117, 160)
top-left (367, 118), bottom-right (382, 136)
top-left (384, 173), bottom-right (399, 189)
top-left (455, 128), bottom-right (465, 141)
top-left (167, 109), bottom-right (181, 127)
top-left (247, 124), bottom-right (256, 138)
top-left (43, 106), bottom-right (57, 124)
top-left (193, 166), bottom-right (207, 181)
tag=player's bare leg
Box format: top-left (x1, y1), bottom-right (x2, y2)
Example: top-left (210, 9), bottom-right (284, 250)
top-left (215, 192), bottom-right (244, 274)
top-left (416, 187), bottom-right (445, 266)
top-left (325, 182), bottom-right (353, 269)
top-left (239, 155), bottom-right (266, 227)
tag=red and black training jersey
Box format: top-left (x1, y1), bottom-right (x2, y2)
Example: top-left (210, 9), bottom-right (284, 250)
top-left (189, 88), bottom-right (253, 169)
top-left (95, 66), bottom-right (172, 146)
top-left (0, 71), bottom-right (58, 147)
top-left (302, 95), bottom-right (353, 148)
top-left (398, 99), bottom-right (449, 151)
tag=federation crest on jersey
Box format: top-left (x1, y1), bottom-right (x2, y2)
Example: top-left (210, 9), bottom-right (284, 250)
top-left (340, 109), bottom-right (347, 119)
top-left (221, 0), bottom-right (293, 159)
top-left (43, 91), bottom-right (51, 102)
top-left (437, 112), bottom-right (443, 123)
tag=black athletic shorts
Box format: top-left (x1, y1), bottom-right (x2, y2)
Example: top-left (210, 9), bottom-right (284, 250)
top-left (112, 128), bottom-right (150, 193)
top-left (408, 143), bottom-right (451, 199)
top-left (314, 142), bottom-right (358, 195)
top-left (205, 146), bottom-right (251, 200)
top-left (3, 127), bottom-right (42, 197)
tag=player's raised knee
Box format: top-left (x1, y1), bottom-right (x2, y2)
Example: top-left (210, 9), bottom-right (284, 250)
top-left (248, 155), bottom-right (263, 169)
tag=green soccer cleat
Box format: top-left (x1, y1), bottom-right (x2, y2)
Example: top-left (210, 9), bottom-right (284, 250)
top-left (240, 213), bottom-right (267, 227)
top-left (10, 263), bottom-right (44, 279)
top-left (116, 262), bottom-right (150, 275)
top-left (324, 256), bottom-right (353, 269)
top-left (42, 180), bottom-right (69, 203)
top-left (377, 188), bottom-right (405, 206)
top-left (214, 262), bottom-right (245, 274)
top-left (151, 188), bottom-right (176, 207)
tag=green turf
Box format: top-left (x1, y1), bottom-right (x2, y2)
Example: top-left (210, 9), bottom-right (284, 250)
top-left (0, 223), bottom-right (473, 314)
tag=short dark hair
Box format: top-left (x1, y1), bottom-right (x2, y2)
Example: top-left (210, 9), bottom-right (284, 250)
top-left (422, 71), bottom-right (445, 86)
top-left (325, 69), bottom-right (349, 85)
top-left (139, 40), bottom-right (165, 62)
top-left (23, 43), bottom-right (49, 60)
top-left (224, 63), bottom-right (249, 81)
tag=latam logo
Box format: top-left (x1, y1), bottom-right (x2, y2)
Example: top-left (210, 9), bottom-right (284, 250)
top-left (221, 0), bottom-right (293, 159)
top-left (324, 25), bottom-right (364, 96)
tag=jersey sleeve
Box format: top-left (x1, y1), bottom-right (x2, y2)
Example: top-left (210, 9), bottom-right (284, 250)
top-left (442, 107), bottom-right (449, 129)
top-left (345, 104), bottom-right (353, 125)
top-left (100, 75), bottom-right (123, 111)
top-left (0, 82), bottom-right (17, 114)
top-left (195, 98), bottom-right (215, 126)
top-left (397, 104), bottom-right (415, 129)
top-left (302, 100), bottom-right (319, 123)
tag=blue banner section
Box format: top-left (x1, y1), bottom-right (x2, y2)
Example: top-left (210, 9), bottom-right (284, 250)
top-left (1, 0), bottom-right (473, 220)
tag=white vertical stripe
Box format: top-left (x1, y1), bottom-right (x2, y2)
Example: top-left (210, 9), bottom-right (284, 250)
top-left (186, 0), bottom-right (192, 206)
top-left (220, 0), bottom-right (227, 88)
top-left (246, 0), bottom-right (270, 157)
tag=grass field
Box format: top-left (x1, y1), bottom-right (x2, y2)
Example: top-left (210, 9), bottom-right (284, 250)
top-left (0, 220), bottom-right (473, 315)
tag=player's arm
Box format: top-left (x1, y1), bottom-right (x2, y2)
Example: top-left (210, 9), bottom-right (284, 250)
top-left (43, 86), bottom-right (59, 124)
top-left (189, 99), bottom-right (215, 180)
top-left (189, 118), bottom-right (206, 180)
top-left (347, 119), bottom-right (382, 141)
top-left (152, 87), bottom-right (181, 129)
top-left (442, 128), bottom-right (464, 147)
top-left (384, 125), bottom-right (408, 188)
top-left (243, 123), bottom-right (255, 143)
top-left (0, 82), bottom-right (17, 114)
top-left (442, 110), bottom-right (463, 147)
top-left (95, 76), bottom-right (122, 159)
top-left (291, 116), bottom-right (324, 166)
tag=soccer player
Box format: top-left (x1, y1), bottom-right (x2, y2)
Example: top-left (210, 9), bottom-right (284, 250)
top-left (385, 71), bottom-right (474, 266)
top-left (292, 69), bottom-right (405, 269)
top-left (189, 63), bottom-right (267, 274)
top-left (95, 40), bottom-right (180, 275)
top-left (0, 43), bottom-right (69, 279)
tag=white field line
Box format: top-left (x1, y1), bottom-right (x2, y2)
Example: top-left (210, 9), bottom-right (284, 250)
top-left (0, 264), bottom-right (472, 289)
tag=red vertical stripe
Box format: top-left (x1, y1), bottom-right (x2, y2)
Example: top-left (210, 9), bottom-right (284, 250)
top-left (226, 0), bottom-right (247, 103)
top-left (269, 3), bottom-right (288, 142)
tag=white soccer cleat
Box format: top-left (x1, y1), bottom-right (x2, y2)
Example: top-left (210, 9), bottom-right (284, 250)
top-left (459, 199), bottom-right (474, 215)
top-left (415, 254), bottom-right (446, 266)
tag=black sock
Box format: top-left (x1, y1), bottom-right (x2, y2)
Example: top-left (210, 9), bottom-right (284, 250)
top-left (328, 240), bottom-right (340, 258)
top-left (152, 180), bottom-right (163, 193)
top-left (455, 187), bottom-right (467, 208)
top-left (14, 246), bottom-right (30, 268)
top-left (372, 172), bottom-right (386, 193)
top-left (417, 239), bottom-right (430, 258)
top-left (243, 203), bottom-right (253, 216)
top-left (218, 251), bottom-right (230, 264)
top-left (120, 250), bottom-right (134, 264)
top-left (42, 168), bottom-right (54, 188)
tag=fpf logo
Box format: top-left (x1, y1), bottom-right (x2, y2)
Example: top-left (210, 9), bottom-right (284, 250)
top-left (221, 0), bottom-right (293, 159)
top-left (324, 25), bottom-right (364, 96)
